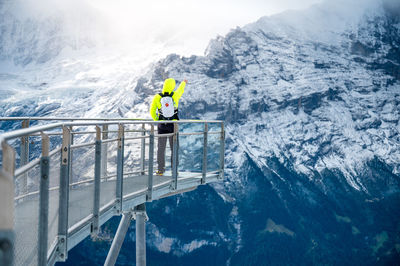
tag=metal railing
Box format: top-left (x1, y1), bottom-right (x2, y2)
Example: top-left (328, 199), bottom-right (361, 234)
top-left (0, 118), bottom-right (225, 266)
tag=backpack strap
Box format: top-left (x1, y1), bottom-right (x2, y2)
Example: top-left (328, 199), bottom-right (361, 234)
top-left (159, 111), bottom-right (179, 121)
top-left (159, 92), bottom-right (174, 97)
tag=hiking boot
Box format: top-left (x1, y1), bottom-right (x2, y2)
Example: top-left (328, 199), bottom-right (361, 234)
top-left (156, 170), bottom-right (164, 176)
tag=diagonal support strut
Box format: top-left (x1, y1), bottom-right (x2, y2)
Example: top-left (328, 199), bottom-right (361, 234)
top-left (104, 203), bottom-right (148, 266)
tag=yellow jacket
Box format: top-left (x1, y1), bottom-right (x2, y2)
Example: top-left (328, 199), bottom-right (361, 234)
top-left (150, 78), bottom-right (186, 121)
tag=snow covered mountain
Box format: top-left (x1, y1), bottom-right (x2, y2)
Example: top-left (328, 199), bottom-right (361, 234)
top-left (116, 1), bottom-right (400, 264)
top-left (1, 0), bottom-right (400, 265)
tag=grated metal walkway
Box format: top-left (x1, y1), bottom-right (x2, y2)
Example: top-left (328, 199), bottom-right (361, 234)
top-left (14, 171), bottom-right (219, 266)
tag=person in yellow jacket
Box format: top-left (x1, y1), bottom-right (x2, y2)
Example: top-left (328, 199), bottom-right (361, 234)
top-left (150, 78), bottom-right (187, 175)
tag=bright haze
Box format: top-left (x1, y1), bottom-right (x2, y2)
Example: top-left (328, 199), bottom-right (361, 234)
top-left (13, 0), bottom-right (323, 58)
top-left (92, 0), bottom-right (324, 56)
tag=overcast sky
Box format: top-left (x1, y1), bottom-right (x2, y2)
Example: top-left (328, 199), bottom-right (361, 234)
top-left (14, 0), bottom-right (324, 58)
top-left (89, 0), bottom-right (324, 56)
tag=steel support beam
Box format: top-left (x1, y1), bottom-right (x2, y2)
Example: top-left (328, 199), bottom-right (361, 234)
top-left (147, 125), bottom-right (154, 201)
top-left (104, 212), bottom-right (133, 266)
top-left (57, 126), bottom-right (71, 262)
top-left (135, 204), bottom-right (147, 266)
top-left (202, 123), bottom-right (208, 184)
top-left (92, 126), bottom-right (102, 236)
top-left (38, 133), bottom-right (50, 266)
top-left (0, 141), bottom-right (16, 266)
top-left (116, 124), bottom-right (124, 214)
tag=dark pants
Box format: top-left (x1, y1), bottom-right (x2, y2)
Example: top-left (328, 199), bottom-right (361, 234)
top-left (157, 123), bottom-right (175, 173)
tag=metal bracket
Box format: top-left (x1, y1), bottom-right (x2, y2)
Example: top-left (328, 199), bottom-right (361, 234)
top-left (61, 127), bottom-right (71, 166)
top-left (133, 204), bottom-right (149, 222)
top-left (117, 124), bottom-right (124, 150)
top-left (55, 235), bottom-right (67, 262)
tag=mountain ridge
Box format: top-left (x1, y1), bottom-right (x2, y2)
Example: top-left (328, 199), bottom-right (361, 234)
top-left (116, 1), bottom-right (400, 263)
top-left (1, 0), bottom-right (400, 264)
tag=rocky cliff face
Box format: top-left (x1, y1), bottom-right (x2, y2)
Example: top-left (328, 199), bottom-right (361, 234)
top-left (111, 1), bottom-right (400, 264)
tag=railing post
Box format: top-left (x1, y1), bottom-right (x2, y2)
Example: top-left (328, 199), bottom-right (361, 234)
top-left (140, 123), bottom-right (146, 175)
top-left (102, 124), bottom-right (108, 180)
top-left (219, 122), bottom-right (225, 180)
top-left (116, 124), bottom-right (124, 214)
top-left (147, 125), bottom-right (154, 201)
top-left (38, 133), bottom-right (50, 266)
top-left (172, 123), bottom-right (179, 190)
top-left (69, 126), bottom-right (74, 184)
top-left (92, 126), bottom-right (102, 236)
top-left (202, 123), bottom-right (208, 184)
top-left (20, 119), bottom-right (29, 194)
top-left (0, 141), bottom-right (16, 266)
top-left (57, 126), bottom-right (71, 262)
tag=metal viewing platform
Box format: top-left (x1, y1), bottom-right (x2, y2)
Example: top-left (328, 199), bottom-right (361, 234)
top-left (0, 117), bottom-right (225, 266)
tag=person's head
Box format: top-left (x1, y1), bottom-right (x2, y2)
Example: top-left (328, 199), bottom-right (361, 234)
top-left (162, 78), bottom-right (176, 94)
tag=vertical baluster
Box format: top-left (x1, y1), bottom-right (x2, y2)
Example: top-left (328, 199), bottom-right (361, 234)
top-left (147, 125), bottom-right (154, 201)
top-left (172, 123), bottom-right (179, 190)
top-left (140, 123), bottom-right (146, 175)
top-left (57, 126), bottom-right (71, 262)
top-left (20, 119), bottom-right (30, 195)
top-left (69, 126), bottom-right (74, 185)
top-left (102, 124), bottom-right (108, 180)
top-left (219, 122), bottom-right (225, 180)
top-left (202, 123), bottom-right (208, 184)
top-left (38, 133), bottom-right (50, 266)
top-left (116, 124), bottom-right (124, 213)
top-left (92, 126), bottom-right (102, 236)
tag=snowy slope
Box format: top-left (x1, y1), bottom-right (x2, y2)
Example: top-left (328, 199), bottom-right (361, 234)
top-left (0, 0), bottom-right (187, 125)
top-left (135, 0), bottom-right (400, 191)
top-left (120, 0), bottom-right (400, 263)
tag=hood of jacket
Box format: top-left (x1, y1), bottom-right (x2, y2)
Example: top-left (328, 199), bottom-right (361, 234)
top-left (162, 78), bottom-right (176, 94)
